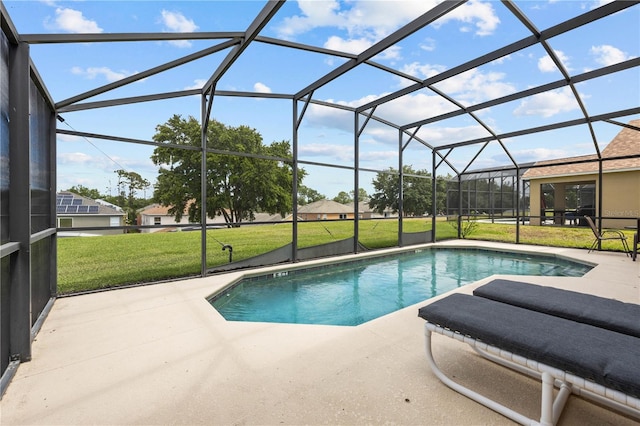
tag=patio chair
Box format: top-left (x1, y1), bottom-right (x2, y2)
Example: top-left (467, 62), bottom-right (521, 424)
top-left (418, 279), bottom-right (640, 425)
top-left (632, 218), bottom-right (639, 262)
top-left (584, 215), bottom-right (630, 255)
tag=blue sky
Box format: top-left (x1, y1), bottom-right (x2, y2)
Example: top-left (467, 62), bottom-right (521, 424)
top-left (4, 0), bottom-right (639, 199)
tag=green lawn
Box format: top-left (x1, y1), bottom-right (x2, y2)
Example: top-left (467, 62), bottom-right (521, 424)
top-left (57, 219), bottom-right (633, 294)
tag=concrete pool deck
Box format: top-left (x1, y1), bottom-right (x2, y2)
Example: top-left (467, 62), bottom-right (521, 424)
top-left (1, 241), bottom-right (639, 425)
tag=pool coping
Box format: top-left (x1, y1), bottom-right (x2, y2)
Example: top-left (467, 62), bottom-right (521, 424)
top-left (206, 244), bottom-right (596, 325)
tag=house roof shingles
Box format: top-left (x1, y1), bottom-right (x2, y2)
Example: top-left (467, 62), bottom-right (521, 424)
top-left (522, 120), bottom-right (640, 179)
top-left (298, 199), bottom-right (353, 214)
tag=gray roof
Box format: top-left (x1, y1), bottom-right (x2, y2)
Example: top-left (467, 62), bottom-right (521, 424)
top-left (56, 192), bottom-right (125, 216)
top-left (298, 199), bottom-right (353, 214)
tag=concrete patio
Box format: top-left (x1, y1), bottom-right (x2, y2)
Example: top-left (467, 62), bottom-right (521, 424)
top-left (1, 241), bottom-right (638, 425)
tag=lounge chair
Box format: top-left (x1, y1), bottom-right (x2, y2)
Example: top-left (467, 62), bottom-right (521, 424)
top-left (418, 279), bottom-right (640, 425)
top-left (584, 215), bottom-right (630, 255)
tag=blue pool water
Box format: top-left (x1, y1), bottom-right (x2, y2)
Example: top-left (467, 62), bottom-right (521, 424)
top-left (209, 248), bottom-right (593, 326)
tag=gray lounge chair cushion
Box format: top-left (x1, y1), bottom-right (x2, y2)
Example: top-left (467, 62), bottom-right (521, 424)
top-left (418, 294), bottom-right (640, 398)
top-left (473, 279), bottom-right (640, 338)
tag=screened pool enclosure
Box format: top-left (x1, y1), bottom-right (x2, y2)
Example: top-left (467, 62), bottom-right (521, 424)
top-left (1, 0), bottom-right (639, 393)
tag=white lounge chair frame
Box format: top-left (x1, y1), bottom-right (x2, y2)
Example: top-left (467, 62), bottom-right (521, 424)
top-left (424, 323), bottom-right (640, 426)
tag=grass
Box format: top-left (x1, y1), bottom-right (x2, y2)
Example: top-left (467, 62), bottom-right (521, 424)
top-left (57, 218), bottom-right (634, 294)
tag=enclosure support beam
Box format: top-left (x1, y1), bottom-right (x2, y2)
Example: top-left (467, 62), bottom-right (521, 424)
top-left (516, 169), bottom-right (521, 244)
top-left (202, 1), bottom-right (284, 97)
top-left (292, 99), bottom-right (299, 262)
top-left (432, 149), bottom-right (437, 243)
top-left (8, 41), bottom-right (32, 362)
top-left (457, 175), bottom-right (463, 239)
top-left (596, 160), bottom-right (604, 250)
top-left (398, 129), bottom-right (404, 246)
top-left (50, 101), bottom-right (58, 296)
top-left (353, 112), bottom-right (360, 253)
top-left (200, 94), bottom-right (208, 277)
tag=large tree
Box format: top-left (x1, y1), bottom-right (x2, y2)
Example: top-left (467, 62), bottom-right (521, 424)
top-left (66, 185), bottom-right (102, 200)
top-left (298, 185), bottom-right (325, 205)
top-left (333, 191), bottom-right (351, 204)
top-left (368, 166), bottom-right (433, 216)
top-left (332, 188), bottom-right (369, 204)
top-left (115, 169), bottom-right (150, 225)
top-left (151, 115), bottom-right (301, 226)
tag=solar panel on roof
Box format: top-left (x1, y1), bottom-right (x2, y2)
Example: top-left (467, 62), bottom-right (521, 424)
top-left (66, 205), bottom-right (78, 213)
top-left (88, 206), bottom-right (99, 213)
top-left (56, 197), bottom-right (63, 205)
top-left (61, 198), bottom-right (72, 205)
top-left (72, 199), bottom-right (82, 205)
top-left (77, 205), bottom-right (89, 213)
top-left (56, 206), bottom-right (66, 214)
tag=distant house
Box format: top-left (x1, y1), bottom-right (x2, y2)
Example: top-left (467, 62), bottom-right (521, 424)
top-left (56, 192), bottom-right (126, 236)
top-left (346, 200), bottom-right (397, 219)
top-left (137, 202), bottom-right (227, 233)
top-left (297, 199), bottom-right (354, 220)
top-left (523, 120), bottom-right (640, 228)
top-left (296, 199), bottom-right (397, 221)
top-left (250, 212), bottom-right (287, 222)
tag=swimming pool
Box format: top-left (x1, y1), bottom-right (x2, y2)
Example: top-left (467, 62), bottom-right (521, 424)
top-left (209, 248), bottom-right (593, 326)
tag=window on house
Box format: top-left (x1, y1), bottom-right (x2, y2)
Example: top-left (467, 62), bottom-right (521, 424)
top-left (154, 217), bottom-right (161, 225)
top-left (109, 217), bottom-right (120, 227)
top-left (58, 218), bottom-right (72, 228)
top-left (339, 214), bottom-right (347, 219)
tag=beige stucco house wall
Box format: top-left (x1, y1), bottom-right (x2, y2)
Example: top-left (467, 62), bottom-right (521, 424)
top-left (524, 120), bottom-right (640, 228)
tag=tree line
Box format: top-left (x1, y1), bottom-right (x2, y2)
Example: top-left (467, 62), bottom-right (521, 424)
top-left (67, 115), bottom-right (450, 227)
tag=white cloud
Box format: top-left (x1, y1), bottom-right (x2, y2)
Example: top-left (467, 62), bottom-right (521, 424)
top-left (58, 152), bottom-right (94, 164)
top-left (299, 143), bottom-right (354, 162)
top-left (440, 0), bottom-right (500, 36)
top-left (277, 0), bottom-right (500, 60)
top-left (254, 82), bottom-right (272, 93)
top-left (414, 124), bottom-right (490, 146)
top-left (513, 87), bottom-right (580, 118)
top-left (71, 66), bottom-right (131, 83)
top-left (56, 133), bottom-right (84, 143)
top-left (325, 36), bottom-right (402, 61)
top-left (160, 10), bottom-right (198, 48)
top-left (491, 54), bottom-right (511, 65)
top-left (376, 92), bottom-right (458, 126)
top-left (591, 0), bottom-right (615, 9)
top-left (324, 35), bottom-right (370, 55)
top-left (419, 38), bottom-right (436, 52)
top-left (538, 50), bottom-right (570, 73)
top-left (184, 79), bottom-right (207, 90)
top-left (45, 7), bottom-right (103, 33)
top-left (401, 62), bottom-right (447, 80)
top-left (433, 68), bottom-right (517, 105)
top-left (590, 44), bottom-right (632, 66)
top-left (360, 150), bottom-right (399, 162)
top-left (302, 90), bottom-right (484, 147)
top-left (161, 10), bottom-right (198, 32)
top-left (503, 147), bottom-right (568, 163)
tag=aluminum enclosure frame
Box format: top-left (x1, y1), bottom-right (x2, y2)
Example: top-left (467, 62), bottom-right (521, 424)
top-left (1, 2), bottom-right (639, 390)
